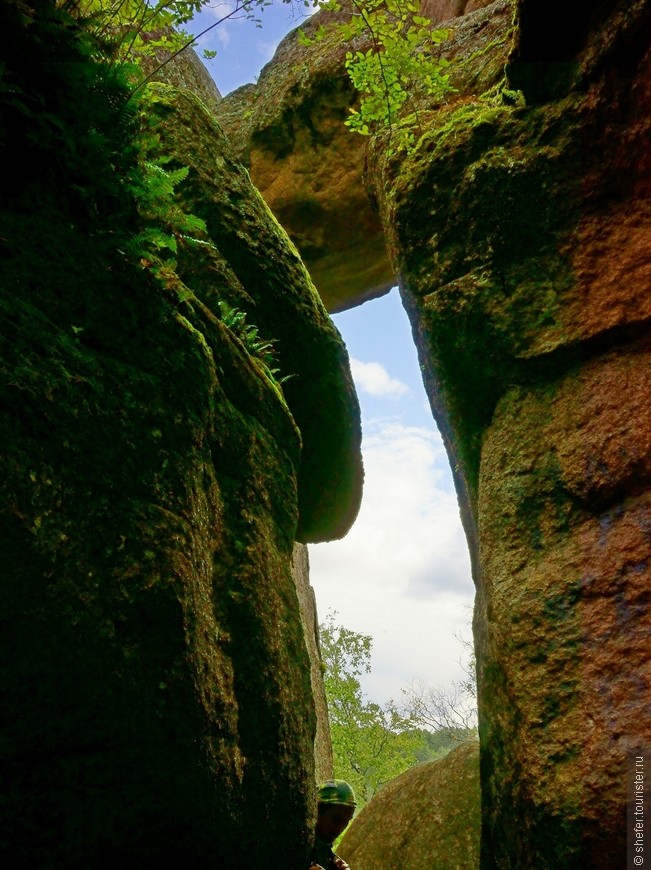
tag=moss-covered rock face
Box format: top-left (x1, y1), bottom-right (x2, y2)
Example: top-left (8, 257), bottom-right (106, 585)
top-left (338, 741), bottom-right (480, 870)
top-left (151, 83), bottom-right (363, 543)
top-left (0, 8), bottom-right (359, 862)
top-left (0, 279), bottom-right (312, 866)
top-left (374, 0), bottom-right (651, 865)
top-left (140, 41), bottom-right (223, 115)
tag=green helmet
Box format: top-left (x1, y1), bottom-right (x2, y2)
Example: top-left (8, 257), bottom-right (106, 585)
top-left (317, 780), bottom-right (357, 807)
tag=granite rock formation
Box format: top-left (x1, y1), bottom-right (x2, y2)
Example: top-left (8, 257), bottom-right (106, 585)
top-left (217, 6), bottom-right (395, 312)
top-left (219, 1), bottom-right (512, 312)
top-left (0, 4), bottom-right (360, 864)
top-left (150, 83), bottom-right (363, 543)
top-left (380, 1), bottom-right (651, 864)
top-left (291, 543), bottom-right (334, 782)
top-left (220, 0), bottom-right (651, 865)
top-left (337, 741), bottom-right (480, 870)
top-left (140, 39), bottom-right (223, 116)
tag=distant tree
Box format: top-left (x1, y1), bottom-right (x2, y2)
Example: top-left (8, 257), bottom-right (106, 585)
top-left (411, 726), bottom-right (472, 763)
top-left (401, 630), bottom-right (478, 740)
top-left (319, 611), bottom-right (420, 807)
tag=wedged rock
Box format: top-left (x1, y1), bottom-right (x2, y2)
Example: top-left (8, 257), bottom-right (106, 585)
top-left (218, 0), bottom-right (512, 312)
top-left (338, 741), bottom-right (480, 870)
top-left (218, 8), bottom-right (394, 312)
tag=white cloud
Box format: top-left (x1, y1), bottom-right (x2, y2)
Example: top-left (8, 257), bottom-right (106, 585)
top-left (350, 358), bottom-right (410, 399)
top-left (214, 26), bottom-right (232, 47)
top-left (309, 418), bottom-right (475, 708)
top-left (203, 0), bottom-right (239, 19)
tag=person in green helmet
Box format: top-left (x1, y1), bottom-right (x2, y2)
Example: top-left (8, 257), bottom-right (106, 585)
top-left (308, 780), bottom-right (356, 870)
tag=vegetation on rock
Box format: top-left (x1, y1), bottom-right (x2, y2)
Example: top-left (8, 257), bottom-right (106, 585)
top-left (301, 0), bottom-right (456, 152)
top-left (320, 612), bottom-right (476, 808)
top-left (0, 0), bottom-right (360, 863)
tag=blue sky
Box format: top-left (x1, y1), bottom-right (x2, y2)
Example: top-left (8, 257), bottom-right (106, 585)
top-left (319, 292), bottom-right (474, 704)
top-left (189, 3), bottom-right (475, 707)
top-left (190, 2), bottom-right (314, 95)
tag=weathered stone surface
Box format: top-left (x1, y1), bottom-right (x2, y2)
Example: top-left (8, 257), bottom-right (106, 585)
top-left (477, 341), bottom-right (651, 867)
top-left (152, 84), bottom-right (363, 542)
top-left (0, 231), bottom-right (312, 865)
top-left (373, 0), bottom-right (651, 865)
top-left (140, 41), bottom-right (222, 115)
top-left (226, 0), bottom-right (651, 865)
top-left (0, 7), bottom-right (355, 863)
top-left (291, 544), bottom-right (334, 782)
top-left (338, 741), bottom-right (480, 870)
top-left (218, 9), bottom-right (394, 312)
top-left (218, 1), bottom-right (512, 312)
top-left (422, 0), bottom-right (495, 20)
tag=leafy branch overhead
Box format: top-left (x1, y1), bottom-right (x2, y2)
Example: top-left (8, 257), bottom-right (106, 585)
top-left (300, 0), bottom-right (455, 153)
top-left (83, 0), bottom-right (455, 153)
top-left (79, 0), bottom-right (259, 66)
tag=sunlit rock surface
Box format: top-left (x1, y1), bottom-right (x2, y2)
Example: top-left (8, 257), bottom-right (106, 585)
top-left (338, 741), bottom-right (480, 870)
top-left (140, 39), bottom-right (223, 115)
top-left (218, 6), bottom-right (394, 312)
top-left (218, 1), bottom-right (510, 312)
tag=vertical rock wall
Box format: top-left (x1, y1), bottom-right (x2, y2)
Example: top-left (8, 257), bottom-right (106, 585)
top-left (292, 544), bottom-right (335, 783)
top-left (377, 0), bottom-right (651, 865)
top-left (0, 6), bottom-right (361, 864)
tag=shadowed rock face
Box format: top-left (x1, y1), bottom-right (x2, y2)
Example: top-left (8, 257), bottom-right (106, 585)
top-left (291, 543), bottom-right (334, 782)
top-left (0, 5), bottom-right (360, 863)
top-left (338, 741), bottom-right (480, 870)
top-left (151, 84), bottom-right (363, 544)
top-left (223, 0), bottom-right (651, 865)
